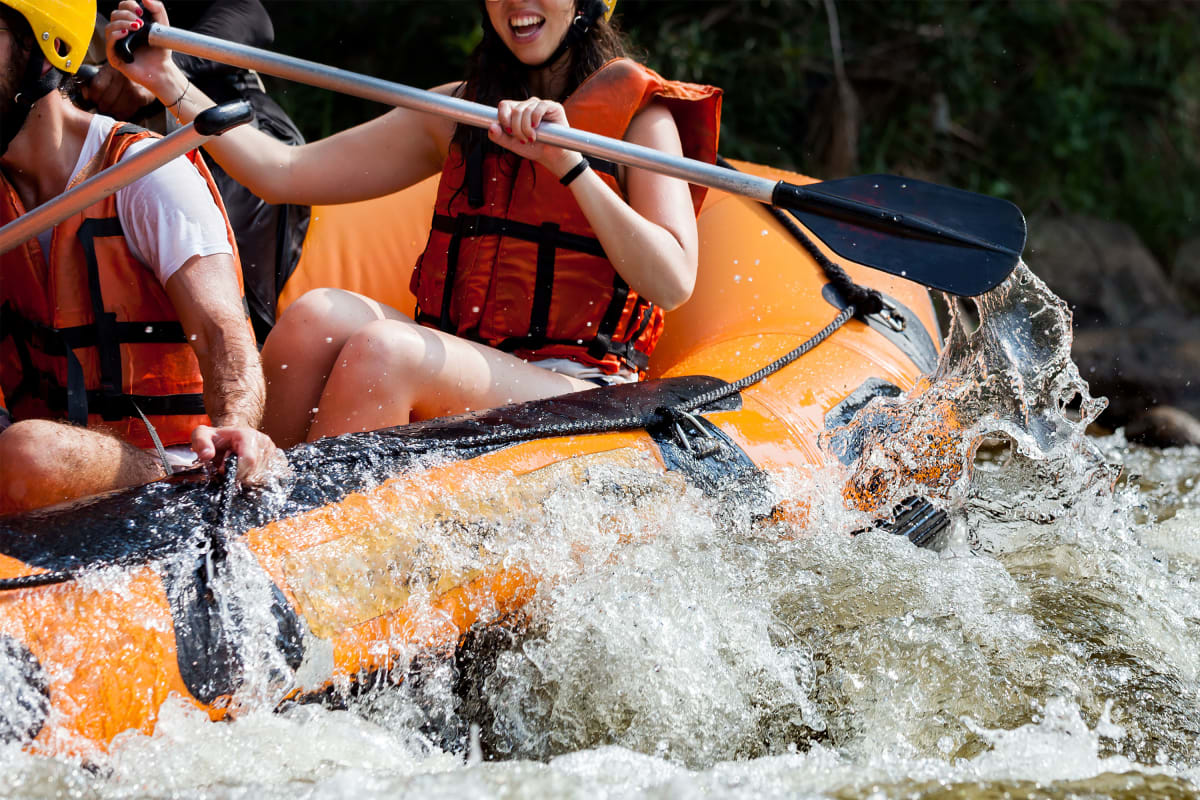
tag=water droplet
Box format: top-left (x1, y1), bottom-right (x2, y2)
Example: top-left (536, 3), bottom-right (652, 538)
top-left (325, 337), bottom-right (333, 344)
top-left (280, 364), bottom-right (288, 370)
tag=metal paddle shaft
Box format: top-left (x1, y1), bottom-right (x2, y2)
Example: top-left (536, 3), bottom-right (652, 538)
top-left (0, 101), bottom-right (254, 257)
top-left (121, 24), bottom-right (1025, 296)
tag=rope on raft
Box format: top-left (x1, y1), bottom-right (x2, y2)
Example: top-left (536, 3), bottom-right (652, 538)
top-left (401, 303), bottom-right (855, 454)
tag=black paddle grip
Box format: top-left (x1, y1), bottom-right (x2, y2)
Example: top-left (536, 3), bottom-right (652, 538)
top-left (194, 101), bottom-right (254, 137)
top-left (115, 1), bottom-right (153, 64)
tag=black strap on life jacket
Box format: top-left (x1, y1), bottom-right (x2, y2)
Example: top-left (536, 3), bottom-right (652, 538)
top-left (0, 213), bottom-right (206, 424)
top-left (0, 305), bottom-right (207, 421)
top-left (421, 210), bottom-right (651, 371)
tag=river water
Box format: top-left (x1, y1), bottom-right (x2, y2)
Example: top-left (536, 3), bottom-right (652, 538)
top-left (1, 266), bottom-right (1198, 799)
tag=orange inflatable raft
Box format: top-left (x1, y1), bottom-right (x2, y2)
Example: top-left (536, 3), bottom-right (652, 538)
top-left (0, 160), bottom-right (944, 756)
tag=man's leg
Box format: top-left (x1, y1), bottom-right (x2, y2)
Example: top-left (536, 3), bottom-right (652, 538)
top-left (0, 420), bottom-right (165, 514)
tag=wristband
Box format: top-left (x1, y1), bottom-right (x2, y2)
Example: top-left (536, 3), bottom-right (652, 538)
top-left (168, 79), bottom-right (190, 111)
top-left (559, 157), bottom-right (589, 186)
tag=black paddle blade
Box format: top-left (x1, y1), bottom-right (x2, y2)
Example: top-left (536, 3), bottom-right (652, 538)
top-left (773, 175), bottom-right (1027, 297)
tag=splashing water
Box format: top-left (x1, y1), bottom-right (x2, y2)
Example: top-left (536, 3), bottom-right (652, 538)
top-left (829, 263), bottom-right (1115, 532)
top-left (3, 263), bottom-right (1200, 798)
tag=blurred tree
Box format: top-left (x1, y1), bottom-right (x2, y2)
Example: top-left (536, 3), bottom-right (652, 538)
top-left (262, 0), bottom-right (1199, 261)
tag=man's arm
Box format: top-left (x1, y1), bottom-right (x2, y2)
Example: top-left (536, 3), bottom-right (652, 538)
top-left (164, 253), bottom-right (276, 479)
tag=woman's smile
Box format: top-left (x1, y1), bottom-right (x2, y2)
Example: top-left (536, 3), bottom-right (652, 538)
top-left (508, 12), bottom-right (546, 42)
top-left (486, 0), bottom-right (574, 64)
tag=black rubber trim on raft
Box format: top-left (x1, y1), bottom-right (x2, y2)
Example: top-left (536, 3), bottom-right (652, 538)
top-left (0, 636), bottom-right (50, 745)
top-left (822, 376), bottom-right (905, 464)
top-left (823, 376), bottom-right (950, 549)
top-left (821, 284), bottom-right (940, 375)
top-left (0, 376), bottom-right (741, 575)
top-left (647, 412), bottom-right (773, 517)
top-left (158, 552), bottom-right (306, 706)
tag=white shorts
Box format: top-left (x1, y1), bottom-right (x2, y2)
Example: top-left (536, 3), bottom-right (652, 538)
top-left (529, 357), bottom-right (639, 387)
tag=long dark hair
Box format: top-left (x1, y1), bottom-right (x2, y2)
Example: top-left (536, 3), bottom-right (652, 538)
top-left (450, 1), bottom-right (629, 161)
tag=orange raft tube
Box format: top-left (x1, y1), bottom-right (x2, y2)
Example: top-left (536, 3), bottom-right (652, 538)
top-left (0, 160), bottom-right (943, 756)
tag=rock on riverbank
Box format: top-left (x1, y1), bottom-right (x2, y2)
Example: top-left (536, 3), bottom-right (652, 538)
top-left (1027, 216), bottom-right (1200, 446)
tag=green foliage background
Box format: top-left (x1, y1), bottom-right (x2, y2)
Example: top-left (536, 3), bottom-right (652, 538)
top-left (263, 0), bottom-right (1199, 262)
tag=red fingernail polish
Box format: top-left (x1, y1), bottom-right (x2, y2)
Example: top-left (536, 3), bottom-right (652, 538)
top-left (135, 5), bottom-right (143, 14)
top-left (505, 127), bottom-right (512, 134)
top-left (131, 20), bottom-right (141, 30)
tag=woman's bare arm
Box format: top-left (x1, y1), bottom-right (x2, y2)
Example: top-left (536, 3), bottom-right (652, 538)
top-left (493, 99), bottom-right (698, 310)
top-left (106, 0), bottom-right (456, 205)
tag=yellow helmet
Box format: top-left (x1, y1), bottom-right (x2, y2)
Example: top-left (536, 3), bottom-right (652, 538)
top-left (0, 0), bottom-right (95, 74)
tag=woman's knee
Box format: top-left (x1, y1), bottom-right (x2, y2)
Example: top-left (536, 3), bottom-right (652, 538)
top-left (337, 319), bottom-right (435, 379)
top-left (273, 288), bottom-right (365, 344)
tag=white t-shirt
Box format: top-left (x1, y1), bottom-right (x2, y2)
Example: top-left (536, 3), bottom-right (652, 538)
top-left (36, 114), bottom-right (232, 286)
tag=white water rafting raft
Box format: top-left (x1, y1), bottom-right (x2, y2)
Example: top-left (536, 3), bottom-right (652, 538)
top-left (0, 160), bottom-right (956, 756)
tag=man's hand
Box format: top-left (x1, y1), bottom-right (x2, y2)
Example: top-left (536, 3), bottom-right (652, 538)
top-left (191, 424), bottom-right (278, 483)
top-left (81, 64), bottom-right (157, 120)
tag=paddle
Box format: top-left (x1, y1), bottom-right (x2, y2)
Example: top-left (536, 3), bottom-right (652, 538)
top-left (0, 101), bottom-right (254, 256)
top-left (117, 21), bottom-right (1025, 296)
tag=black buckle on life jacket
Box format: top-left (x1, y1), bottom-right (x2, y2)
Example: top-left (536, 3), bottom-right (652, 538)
top-left (588, 333), bottom-right (650, 372)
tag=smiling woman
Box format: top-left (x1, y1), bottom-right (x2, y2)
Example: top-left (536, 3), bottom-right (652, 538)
top-left (106, 0), bottom-right (722, 447)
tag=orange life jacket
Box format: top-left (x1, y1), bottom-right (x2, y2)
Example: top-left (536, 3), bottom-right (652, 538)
top-left (0, 124), bottom-right (239, 449)
top-left (411, 58), bottom-right (722, 375)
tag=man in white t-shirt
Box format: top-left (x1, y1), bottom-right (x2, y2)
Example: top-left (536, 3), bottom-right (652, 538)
top-left (0, 0), bottom-right (276, 513)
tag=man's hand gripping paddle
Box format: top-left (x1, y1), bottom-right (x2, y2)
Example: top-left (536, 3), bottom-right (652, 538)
top-left (117, 19), bottom-right (1025, 296)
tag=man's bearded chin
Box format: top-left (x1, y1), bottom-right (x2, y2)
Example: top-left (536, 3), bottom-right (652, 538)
top-left (0, 65), bottom-right (18, 132)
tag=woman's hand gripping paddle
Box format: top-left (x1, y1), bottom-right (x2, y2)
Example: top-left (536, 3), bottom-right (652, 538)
top-left (117, 19), bottom-right (1026, 296)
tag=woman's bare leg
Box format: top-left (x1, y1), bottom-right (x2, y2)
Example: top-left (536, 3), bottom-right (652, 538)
top-left (259, 289), bottom-right (408, 446)
top-left (307, 317), bottom-right (594, 440)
